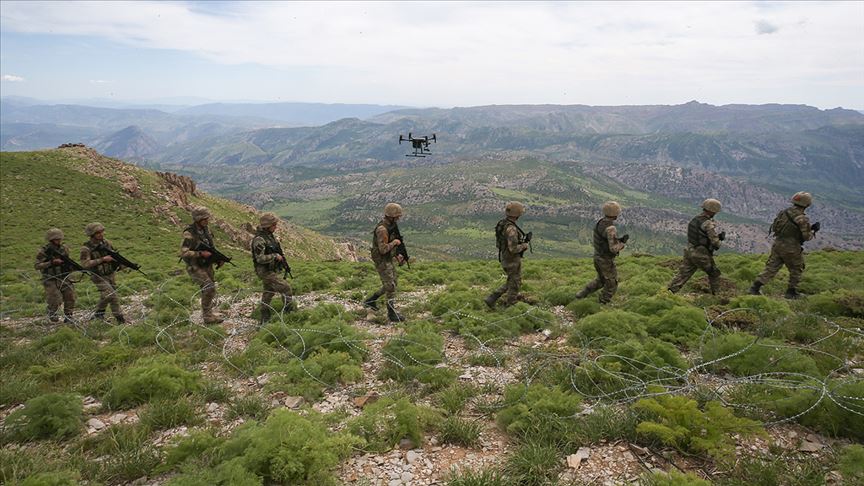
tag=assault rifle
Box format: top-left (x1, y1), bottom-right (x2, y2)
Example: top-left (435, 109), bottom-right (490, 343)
top-left (266, 243), bottom-right (293, 279)
top-left (391, 225), bottom-right (411, 269)
top-left (95, 243), bottom-right (147, 277)
top-left (45, 246), bottom-right (91, 276)
top-left (811, 222), bottom-right (821, 237)
top-left (193, 242), bottom-right (236, 268)
top-left (520, 231), bottom-right (533, 257)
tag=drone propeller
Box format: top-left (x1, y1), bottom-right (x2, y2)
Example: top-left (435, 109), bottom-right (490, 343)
top-left (431, 134), bottom-right (437, 143)
top-left (399, 135), bottom-right (405, 144)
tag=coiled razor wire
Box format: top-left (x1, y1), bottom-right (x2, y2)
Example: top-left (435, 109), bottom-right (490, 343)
top-left (0, 270), bottom-right (862, 430)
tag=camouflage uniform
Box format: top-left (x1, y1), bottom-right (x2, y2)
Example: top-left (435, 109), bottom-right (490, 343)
top-left (755, 205), bottom-right (813, 291)
top-left (81, 237), bottom-right (125, 322)
top-left (34, 235), bottom-right (76, 322)
top-left (487, 220), bottom-right (530, 307)
top-left (368, 219), bottom-right (402, 318)
top-left (668, 213), bottom-right (722, 294)
top-left (251, 224), bottom-right (293, 323)
top-left (576, 212), bottom-right (626, 304)
top-left (180, 215), bottom-right (221, 323)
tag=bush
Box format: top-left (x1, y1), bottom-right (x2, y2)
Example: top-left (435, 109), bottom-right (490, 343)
top-left (701, 332), bottom-right (821, 378)
top-left (634, 390), bottom-right (764, 463)
top-left (497, 384), bottom-right (582, 441)
top-left (600, 338), bottom-right (688, 381)
top-left (163, 429), bottom-right (225, 470)
top-left (348, 397), bottom-right (441, 452)
top-left (566, 298), bottom-right (602, 318)
top-left (761, 378), bottom-right (864, 441)
top-left (502, 442), bottom-right (562, 486)
top-left (438, 416), bottom-right (482, 447)
top-left (257, 304), bottom-right (367, 362)
top-left (264, 349), bottom-right (364, 400)
top-left (3, 392), bottom-right (83, 441)
top-left (643, 470), bottom-right (711, 486)
top-left (105, 357), bottom-right (201, 409)
top-left (647, 306), bottom-right (708, 347)
top-left (435, 383), bottom-right (478, 415)
top-left (166, 409), bottom-right (362, 485)
top-left (139, 397), bottom-right (202, 430)
top-left (807, 290), bottom-right (864, 317)
top-left (569, 310), bottom-right (648, 346)
top-left (380, 321), bottom-right (455, 390)
top-left (20, 470), bottom-right (81, 486)
top-left (226, 395), bottom-right (271, 421)
top-left (445, 468), bottom-right (509, 486)
top-left (838, 444), bottom-right (864, 484)
top-left (728, 295), bottom-right (791, 320)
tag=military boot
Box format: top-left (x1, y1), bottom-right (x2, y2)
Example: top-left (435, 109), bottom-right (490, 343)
top-left (91, 310), bottom-right (106, 322)
top-left (63, 315), bottom-right (74, 324)
top-left (748, 281), bottom-right (763, 296)
top-left (363, 291), bottom-right (383, 310)
top-left (484, 291), bottom-right (503, 309)
top-left (387, 302), bottom-right (405, 323)
top-left (203, 312), bottom-right (224, 324)
top-left (573, 288), bottom-right (591, 300)
top-left (784, 288), bottom-right (802, 300)
top-left (281, 298), bottom-right (297, 313)
top-left (114, 315), bottom-right (126, 325)
top-left (258, 306), bottom-right (272, 326)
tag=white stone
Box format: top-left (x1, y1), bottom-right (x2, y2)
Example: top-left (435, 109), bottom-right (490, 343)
top-left (406, 450), bottom-right (420, 464)
top-left (401, 472), bottom-right (413, 482)
top-left (87, 418), bottom-right (106, 430)
top-left (206, 402), bottom-right (219, 413)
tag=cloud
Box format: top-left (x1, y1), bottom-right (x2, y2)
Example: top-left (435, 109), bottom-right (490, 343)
top-left (755, 19), bottom-right (779, 35)
top-left (89, 79), bottom-right (112, 84)
top-left (2, 74), bottom-right (25, 82)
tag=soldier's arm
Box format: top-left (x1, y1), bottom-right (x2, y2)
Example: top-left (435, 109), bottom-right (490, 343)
top-left (506, 226), bottom-right (529, 254)
top-left (252, 237), bottom-right (276, 265)
top-left (375, 226), bottom-right (396, 255)
top-left (702, 219), bottom-right (721, 249)
top-left (794, 214), bottom-right (813, 241)
top-left (180, 230), bottom-right (200, 259)
top-left (605, 225), bottom-right (625, 254)
top-left (34, 248), bottom-right (52, 270)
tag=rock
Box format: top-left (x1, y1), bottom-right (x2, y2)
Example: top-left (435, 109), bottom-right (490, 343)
top-left (406, 450), bottom-right (420, 464)
top-left (206, 402), bottom-right (219, 413)
top-left (401, 472), bottom-right (413, 482)
top-left (109, 413), bottom-right (127, 423)
top-left (353, 393), bottom-right (379, 408)
top-left (399, 438), bottom-right (416, 450)
top-left (567, 447), bottom-right (591, 469)
top-left (388, 480), bottom-right (401, 486)
top-left (284, 396), bottom-right (305, 409)
top-left (458, 373), bottom-right (473, 381)
top-left (256, 374), bottom-right (270, 385)
top-left (799, 440), bottom-right (824, 452)
top-left (87, 418), bottom-right (106, 430)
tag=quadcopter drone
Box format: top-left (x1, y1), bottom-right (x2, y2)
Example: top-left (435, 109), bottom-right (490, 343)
top-left (399, 132), bottom-right (437, 157)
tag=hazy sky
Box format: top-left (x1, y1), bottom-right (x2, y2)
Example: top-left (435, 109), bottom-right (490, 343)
top-left (1, 1), bottom-right (862, 108)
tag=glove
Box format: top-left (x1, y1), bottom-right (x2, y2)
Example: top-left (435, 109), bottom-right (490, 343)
top-left (524, 231), bottom-right (533, 243)
top-left (718, 231), bottom-right (726, 241)
top-left (811, 222), bottom-right (821, 232)
top-left (620, 234), bottom-right (630, 244)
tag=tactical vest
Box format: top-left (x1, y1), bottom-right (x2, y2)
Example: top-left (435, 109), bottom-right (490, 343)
top-left (184, 224), bottom-right (214, 265)
top-left (371, 220), bottom-right (398, 260)
top-left (687, 215), bottom-right (712, 250)
top-left (251, 229), bottom-right (282, 268)
top-left (495, 218), bottom-right (525, 261)
top-left (770, 207), bottom-right (804, 243)
top-left (593, 218), bottom-right (615, 257)
top-left (84, 240), bottom-right (118, 276)
top-left (39, 244), bottom-right (71, 279)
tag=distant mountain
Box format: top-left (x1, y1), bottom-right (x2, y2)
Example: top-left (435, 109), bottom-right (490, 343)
top-left (93, 125), bottom-right (162, 159)
top-left (176, 102), bottom-right (410, 126)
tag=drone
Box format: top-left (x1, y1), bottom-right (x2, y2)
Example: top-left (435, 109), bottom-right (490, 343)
top-left (399, 132), bottom-right (437, 157)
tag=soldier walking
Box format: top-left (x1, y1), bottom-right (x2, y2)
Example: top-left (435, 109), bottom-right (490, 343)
top-left (251, 212), bottom-right (294, 325)
top-left (485, 202), bottom-right (531, 308)
top-left (574, 201), bottom-right (628, 304)
top-left (34, 228), bottom-right (76, 322)
top-left (364, 203), bottom-right (406, 322)
top-left (668, 199), bottom-right (725, 295)
top-left (180, 206), bottom-right (223, 323)
top-left (749, 192), bottom-right (820, 299)
top-left (80, 222), bottom-right (126, 323)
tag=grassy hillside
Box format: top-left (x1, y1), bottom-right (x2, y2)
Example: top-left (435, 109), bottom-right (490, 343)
top-left (0, 242), bottom-right (861, 483)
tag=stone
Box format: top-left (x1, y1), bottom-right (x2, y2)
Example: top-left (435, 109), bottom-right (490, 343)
top-left (406, 450), bottom-right (420, 464)
top-left (799, 440), bottom-right (823, 452)
top-left (399, 438), bottom-right (416, 450)
top-left (388, 480), bottom-right (401, 486)
top-left (567, 447), bottom-right (591, 469)
top-left (87, 418), bottom-right (106, 430)
top-left (206, 402), bottom-right (219, 413)
top-left (284, 396), bottom-right (305, 409)
top-left (353, 393), bottom-right (379, 408)
top-left (401, 472), bottom-right (413, 482)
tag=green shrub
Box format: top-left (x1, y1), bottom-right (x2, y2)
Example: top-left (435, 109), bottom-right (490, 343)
top-left (569, 310), bottom-right (648, 346)
top-left (438, 416), bottom-right (482, 447)
top-left (714, 450), bottom-right (827, 486)
top-left (497, 384), bottom-right (582, 441)
top-left (105, 357), bottom-right (200, 409)
top-left (626, 295), bottom-right (689, 317)
top-left (502, 442), bottom-right (562, 486)
top-left (541, 286), bottom-right (578, 306)
top-left (838, 444), bottom-right (864, 484)
top-left (381, 321), bottom-right (455, 390)
top-left (166, 409), bottom-right (362, 485)
top-left (20, 470), bottom-right (81, 486)
top-left (257, 304), bottom-right (367, 362)
top-left (807, 290), bottom-right (864, 317)
top-left (445, 467), bottom-right (509, 486)
top-left (634, 390), bottom-right (764, 462)
top-left (701, 332), bottom-right (821, 378)
top-left (262, 348), bottom-right (363, 400)
top-left (760, 378), bottom-right (864, 440)
top-left (35, 327), bottom-right (95, 355)
top-left (3, 392), bottom-right (83, 441)
top-left (163, 429), bottom-right (225, 470)
top-left (139, 397), bottom-right (202, 430)
top-left (647, 306), bottom-right (708, 347)
top-left (643, 470), bottom-right (710, 486)
top-left (435, 383), bottom-right (479, 415)
top-left (728, 295), bottom-right (791, 320)
top-left (600, 338), bottom-right (688, 381)
top-left (226, 395), bottom-right (271, 421)
top-left (566, 298), bottom-right (602, 318)
top-left (348, 397), bottom-right (441, 452)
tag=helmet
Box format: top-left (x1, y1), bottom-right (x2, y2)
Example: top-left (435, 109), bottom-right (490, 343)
top-left (45, 228), bottom-right (64, 242)
top-left (85, 222), bottom-right (105, 236)
top-left (384, 203), bottom-right (403, 218)
top-left (259, 212), bottom-right (279, 227)
top-left (505, 201), bottom-right (526, 217)
top-left (791, 191), bottom-right (812, 208)
top-left (191, 206), bottom-right (212, 222)
top-left (701, 199), bottom-right (722, 213)
top-left (602, 201), bottom-right (622, 217)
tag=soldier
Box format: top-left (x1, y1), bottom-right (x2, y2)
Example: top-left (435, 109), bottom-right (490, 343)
top-left (180, 206), bottom-right (223, 323)
top-left (485, 201), bottom-right (531, 308)
top-left (749, 192), bottom-right (820, 299)
top-left (34, 228), bottom-right (76, 322)
top-left (251, 212), bottom-right (294, 324)
top-left (363, 203), bottom-right (406, 322)
top-left (667, 199), bottom-right (725, 295)
top-left (574, 201), bottom-right (629, 304)
top-left (80, 222), bottom-right (126, 323)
